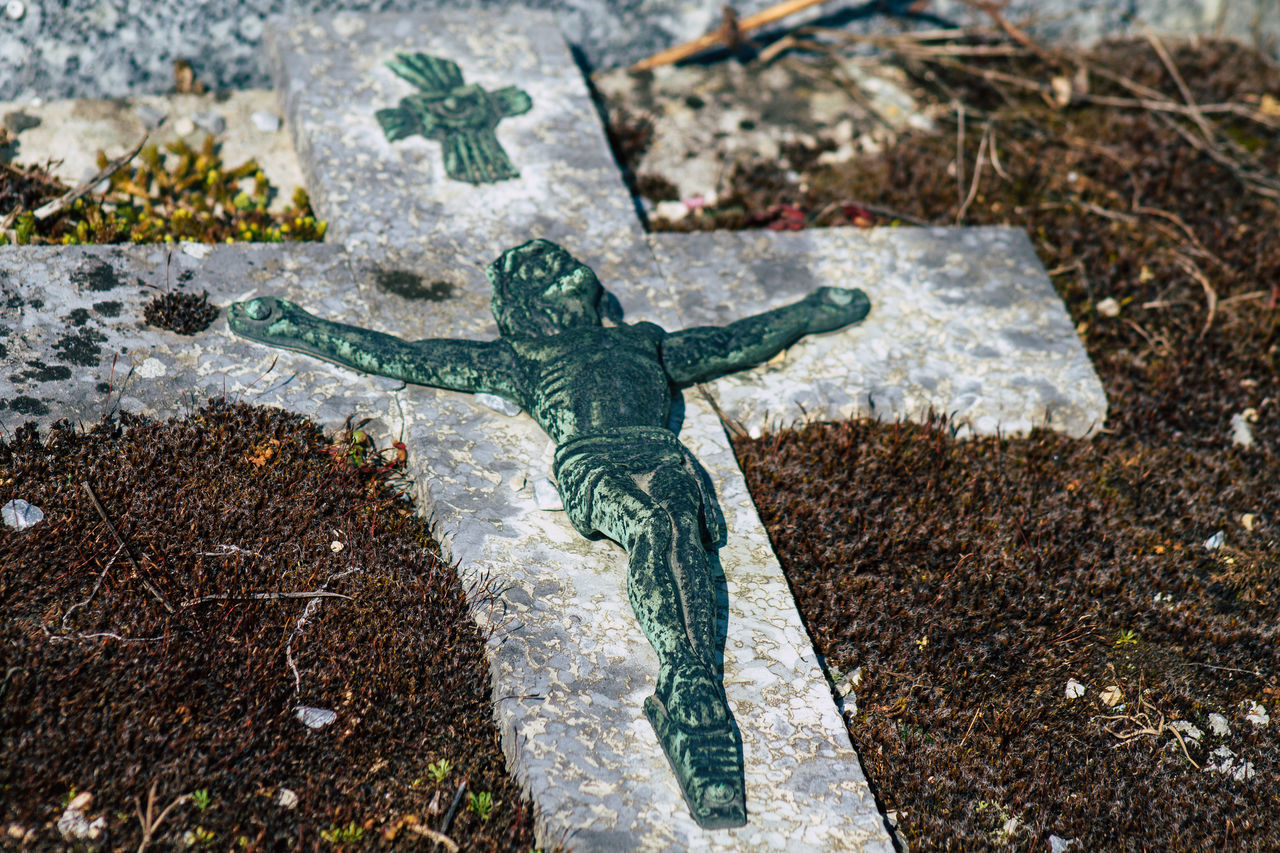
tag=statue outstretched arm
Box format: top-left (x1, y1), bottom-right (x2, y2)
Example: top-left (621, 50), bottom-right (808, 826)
top-left (228, 297), bottom-right (522, 402)
top-left (661, 286), bottom-right (870, 386)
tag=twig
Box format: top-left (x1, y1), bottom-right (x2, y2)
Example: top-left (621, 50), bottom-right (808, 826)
top-left (631, 0), bottom-right (833, 71)
top-left (61, 545), bottom-right (123, 630)
top-left (987, 124), bottom-right (1010, 180)
top-left (1172, 253), bottom-right (1218, 339)
top-left (956, 119), bottom-right (991, 223)
top-left (954, 102), bottom-right (966, 205)
top-left (1219, 290), bottom-right (1271, 306)
top-left (82, 480), bottom-right (177, 614)
top-left (285, 565), bottom-right (362, 695)
top-left (34, 127), bottom-right (155, 221)
top-left (179, 590), bottom-right (353, 607)
top-left (439, 780), bottom-right (468, 835)
top-left (958, 0), bottom-right (1061, 66)
top-left (406, 825), bottom-right (461, 852)
top-left (1143, 31), bottom-right (1215, 143)
top-left (958, 708), bottom-right (982, 747)
top-left (135, 781), bottom-right (191, 853)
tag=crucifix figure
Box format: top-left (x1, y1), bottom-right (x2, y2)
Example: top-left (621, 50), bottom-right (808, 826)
top-left (228, 239), bottom-right (870, 828)
top-left (376, 52), bottom-right (533, 184)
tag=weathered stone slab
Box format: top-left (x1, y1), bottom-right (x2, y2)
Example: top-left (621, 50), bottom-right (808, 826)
top-left (266, 12), bottom-right (645, 266)
top-left (0, 244), bottom-right (893, 850)
top-left (652, 227), bottom-right (1106, 439)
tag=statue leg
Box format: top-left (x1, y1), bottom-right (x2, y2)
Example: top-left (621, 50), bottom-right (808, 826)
top-left (580, 463), bottom-right (746, 828)
top-left (587, 470), bottom-right (725, 730)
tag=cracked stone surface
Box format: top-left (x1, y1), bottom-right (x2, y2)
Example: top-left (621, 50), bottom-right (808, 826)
top-left (3, 7), bottom-right (1107, 850)
top-left (651, 227), bottom-right (1106, 439)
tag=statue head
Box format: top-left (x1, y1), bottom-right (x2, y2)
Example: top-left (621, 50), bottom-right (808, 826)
top-left (487, 239), bottom-right (621, 338)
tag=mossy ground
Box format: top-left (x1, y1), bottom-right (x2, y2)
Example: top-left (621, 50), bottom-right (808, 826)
top-left (625, 37), bottom-right (1279, 850)
top-left (0, 404), bottom-right (536, 850)
top-left (0, 134), bottom-right (325, 246)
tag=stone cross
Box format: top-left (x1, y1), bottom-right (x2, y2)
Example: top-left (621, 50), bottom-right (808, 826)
top-left (0, 9), bottom-right (1105, 850)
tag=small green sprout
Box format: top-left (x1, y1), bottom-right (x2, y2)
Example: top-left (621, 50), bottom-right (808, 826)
top-left (191, 789), bottom-right (212, 810)
top-left (320, 822), bottom-right (364, 844)
top-left (426, 758), bottom-right (453, 783)
top-left (184, 826), bottom-right (216, 846)
top-left (1114, 629), bottom-right (1139, 647)
top-left (467, 791), bottom-right (499, 821)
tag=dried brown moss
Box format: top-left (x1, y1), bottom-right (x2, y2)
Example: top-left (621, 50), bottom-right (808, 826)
top-left (706, 37), bottom-right (1280, 851)
top-left (0, 402), bottom-right (535, 850)
top-left (143, 290), bottom-right (220, 335)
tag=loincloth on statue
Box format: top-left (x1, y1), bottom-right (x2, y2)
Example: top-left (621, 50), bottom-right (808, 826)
top-left (552, 425), bottom-right (727, 548)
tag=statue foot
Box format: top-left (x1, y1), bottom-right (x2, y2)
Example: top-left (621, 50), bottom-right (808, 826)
top-left (645, 693), bottom-right (746, 829)
top-left (655, 661), bottom-right (729, 730)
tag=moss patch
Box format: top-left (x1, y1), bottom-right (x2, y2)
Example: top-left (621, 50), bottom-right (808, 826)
top-left (0, 403), bottom-right (536, 850)
top-left (1, 136), bottom-right (326, 246)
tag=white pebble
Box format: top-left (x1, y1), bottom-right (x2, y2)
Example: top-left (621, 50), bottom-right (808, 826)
top-left (329, 540), bottom-right (343, 553)
top-left (276, 788), bottom-right (298, 809)
top-left (1049, 836), bottom-right (1077, 853)
top-left (475, 392), bottom-right (521, 417)
top-left (653, 200), bottom-right (688, 222)
top-left (1208, 712), bottom-right (1230, 737)
top-left (1064, 679), bottom-right (1085, 699)
top-left (174, 117), bottom-right (196, 136)
top-left (1096, 297), bottom-right (1120, 318)
top-left (2, 499), bottom-right (44, 530)
top-left (192, 111), bottom-right (226, 136)
top-left (251, 111), bottom-right (282, 133)
top-left (1230, 411), bottom-right (1256, 448)
top-left (295, 706), bottom-right (337, 729)
top-left (1205, 745), bottom-right (1255, 781)
top-left (533, 478), bottom-right (563, 511)
top-left (1099, 685), bottom-right (1123, 707)
top-left (1243, 700), bottom-right (1270, 728)
top-left (1169, 720), bottom-right (1203, 742)
top-left (4, 0), bottom-right (24, 20)
top-left (1203, 530), bottom-right (1224, 551)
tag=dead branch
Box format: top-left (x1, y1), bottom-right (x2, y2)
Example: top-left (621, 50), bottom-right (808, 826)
top-left (956, 119), bottom-right (992, 223)
top-left (1173, 254), bottom-right (1218, 339)
top-left (1099, 686), bottom-right (1201, 770)
top-left (1143, 32), bottom-right (1215, 142)
top-left (135, 781), bottom-right (191, 853)
top-left (631, 0), bottom-right (833, 71)
top-left (179, 590), bottom-right (354, 607)
top-left (34, 125), bottom-right (156, 221)
top-left (82, 480), bottom-right (177, 615)
top-left (405, 825), bottom-right (461, 852)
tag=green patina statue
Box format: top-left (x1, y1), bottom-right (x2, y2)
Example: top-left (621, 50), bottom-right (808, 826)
top-left (228, 240), bottom-right (870, 828)
top-left (376, 52), bottom-right (532, 184)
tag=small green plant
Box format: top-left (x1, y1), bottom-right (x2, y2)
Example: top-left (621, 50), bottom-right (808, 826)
top-left (191, 788), bottom-right (212, 810)
top-left (320, 822), bottom-right (364, 844)
top-left (1114, 629), bottom-right (1139, 647)
top-left (60, 787), bottom-right (77, 807)
top-left (467, 791), bottom-right (499, 821)
top-left (183, 826), bottom-right (216, 847)
top-left (426, 758), bottom-right (453, 783)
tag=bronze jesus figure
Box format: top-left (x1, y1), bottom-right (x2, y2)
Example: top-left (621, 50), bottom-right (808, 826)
top-left (228, 239), bottom-right (870, 828)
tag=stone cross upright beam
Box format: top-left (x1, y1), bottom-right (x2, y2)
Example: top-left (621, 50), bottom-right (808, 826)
top-left (0, 9), bottom-right (1106, 851)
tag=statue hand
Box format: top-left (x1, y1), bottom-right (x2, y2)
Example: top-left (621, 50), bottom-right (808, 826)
top-left (802, 286), bottom-right (871, 335)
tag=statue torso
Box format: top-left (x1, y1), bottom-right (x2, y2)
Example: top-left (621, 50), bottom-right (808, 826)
top-left (506, 322), bottom-right (671, 445)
